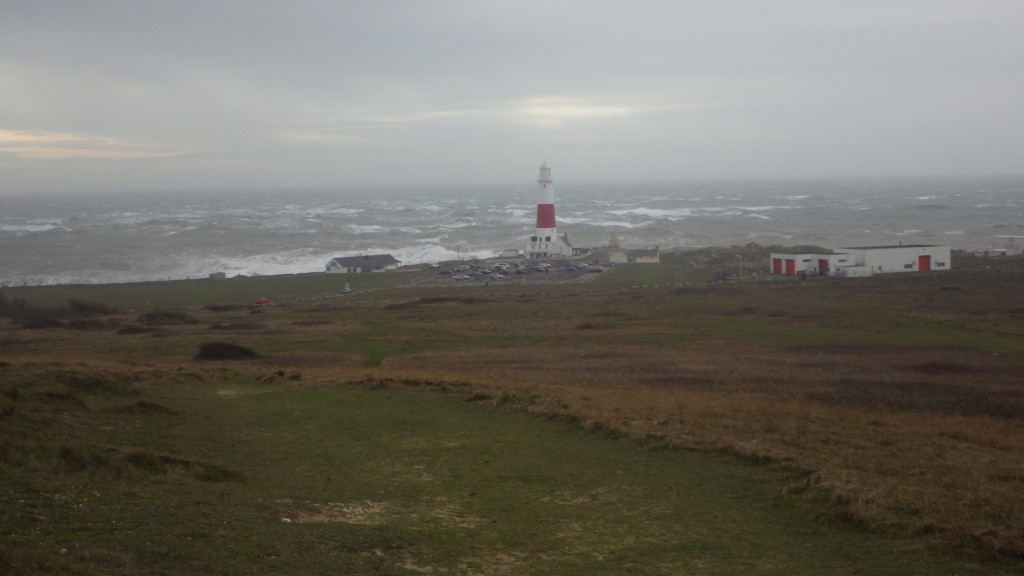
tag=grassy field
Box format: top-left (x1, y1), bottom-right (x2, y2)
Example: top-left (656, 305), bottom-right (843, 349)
top-left (2, 249), bottom-right (1024, 573)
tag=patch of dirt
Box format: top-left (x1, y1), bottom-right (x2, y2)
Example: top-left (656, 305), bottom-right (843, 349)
top-left (277, 499), bottom-right (387, 525)
top-left (420, 497), bottom-right (484, 528)
top-left (275, 497), bottom-right (483, 529)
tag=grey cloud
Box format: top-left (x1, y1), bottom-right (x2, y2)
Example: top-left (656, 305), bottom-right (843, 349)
top-left (1, 1), bottom-right (1023, 192)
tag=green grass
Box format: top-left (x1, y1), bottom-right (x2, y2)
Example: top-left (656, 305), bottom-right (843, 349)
top-left (2, 368), bottom-right (1019, 575)
top-left (318, 320), bottom-right (409, 367)
top-left (0, 271), bottom-right (407, 312)
top-left (4, 252), bottom-right (1024, 570)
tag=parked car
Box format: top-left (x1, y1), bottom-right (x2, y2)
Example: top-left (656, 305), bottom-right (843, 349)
top-left (452, 274), bottom-right (471, 280)
top-left (489, 273), bottom-right (504, 279)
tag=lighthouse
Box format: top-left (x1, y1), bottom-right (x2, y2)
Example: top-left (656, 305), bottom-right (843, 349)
top-left (536, 162), bottom-right (556, 241)
top-left (526, 162), bottom-right (572, 259)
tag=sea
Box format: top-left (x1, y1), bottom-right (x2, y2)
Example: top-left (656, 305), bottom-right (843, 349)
top-left (1, 175), bottom-right (1022, 286)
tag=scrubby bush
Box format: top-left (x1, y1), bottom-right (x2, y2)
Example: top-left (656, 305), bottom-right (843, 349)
top-left (137, 310), bottom-right (200, 325)
top-left (194, 342), bottom-right (262, 360)
top-left (0, 292), bottom-right (31, 317)
top-left (65, 318), bottom-right (117, 331)
top-left (67, 299), bottom-right (116, 315)
top-left (21, 318), bottom-right (64, 329)
top-left (202, 304), bottom-right (249, 312)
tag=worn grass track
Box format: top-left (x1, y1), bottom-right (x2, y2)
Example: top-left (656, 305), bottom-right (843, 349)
top-left (3, 365), bottom-right (1017, 575)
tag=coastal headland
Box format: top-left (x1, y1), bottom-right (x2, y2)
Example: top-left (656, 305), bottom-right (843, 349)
top-left (2, 247), bottom-right (1023, 574)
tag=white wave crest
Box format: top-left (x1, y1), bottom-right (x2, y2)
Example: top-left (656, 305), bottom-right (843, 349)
top-left (0, 224), bottom-right (66, 233)
top-left (343, 224), bottom-right (388, 234)
top-left (606, 208), bottom-right (695, 218)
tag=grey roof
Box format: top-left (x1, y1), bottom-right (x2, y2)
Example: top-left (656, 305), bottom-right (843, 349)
top-left (329, 254), bottom-right (401, 267)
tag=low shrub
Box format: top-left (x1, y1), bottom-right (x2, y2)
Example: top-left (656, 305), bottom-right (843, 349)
top-left (208, 322), bottom-right (264, 331)
top-left (111, 400), bottom-right (178, 415)
top-left (194, 342), bottom-right (262, 360)
top-left (22, 318), bottom-right (65, 329)
top-left (137, 310), bottom-right (200, 325)
top-left (67, 299), bottom-right (116, 315)
top-left (202, 304), bottom-right (250, 312)
top-left (65, 318), bottom-right (117, 331)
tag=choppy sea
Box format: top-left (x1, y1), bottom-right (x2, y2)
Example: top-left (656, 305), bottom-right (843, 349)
top-left (1, 175), bottom-right (1022, 286)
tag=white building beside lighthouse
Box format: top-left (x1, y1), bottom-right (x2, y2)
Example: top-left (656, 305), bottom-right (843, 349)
top-left (526, 162), bottom-right (573, 259)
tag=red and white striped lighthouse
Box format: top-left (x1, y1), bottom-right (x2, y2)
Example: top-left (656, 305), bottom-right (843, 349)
top-left (526, 162), bottom-right (572, 259)
top-left (535, 162), bottom-right (556, 241)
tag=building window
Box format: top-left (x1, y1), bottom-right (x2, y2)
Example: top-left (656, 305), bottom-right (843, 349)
top-left (904, 264), bottom-right (913, 269)
top-left (937, 262), bottom-right (946, 267)
top-left (802, 259), bottom-right (811, 263)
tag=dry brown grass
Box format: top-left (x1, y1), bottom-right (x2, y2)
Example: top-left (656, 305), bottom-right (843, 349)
top-left (372, 341), bottom-right (1024, 557)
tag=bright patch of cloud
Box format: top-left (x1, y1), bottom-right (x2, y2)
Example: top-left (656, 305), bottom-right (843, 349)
top-left (278, 130), bottom-right (369, 145)
top-left (512, 96), bottom-right (633, 126)
top-left (0, 129), bottom-right (186, 160)
top-left (306, 95), bottom-right (636, 130)
top-left (0, 129), bottom-right (91, 144)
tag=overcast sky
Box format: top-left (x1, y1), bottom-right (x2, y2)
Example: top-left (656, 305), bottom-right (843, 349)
top-left (2, 1), bottom-right (1023, 193)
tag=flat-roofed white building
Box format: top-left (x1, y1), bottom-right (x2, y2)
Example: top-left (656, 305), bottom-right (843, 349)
top-left (769, 245), bottom-right (950, 278)
top-left (769, 251), bottom-right (853, 277)
top-left (842, 244), bottom-right (951, 275)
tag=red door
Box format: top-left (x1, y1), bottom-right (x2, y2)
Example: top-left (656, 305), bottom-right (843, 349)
top-left (818, 259), bottom-right (829, 276)
top-left (772, 258), bottom-right (782, 275)
top-left (785, 259), bottom-right (796, 276)
top-left (918, 255), bottom-right (931, 271)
